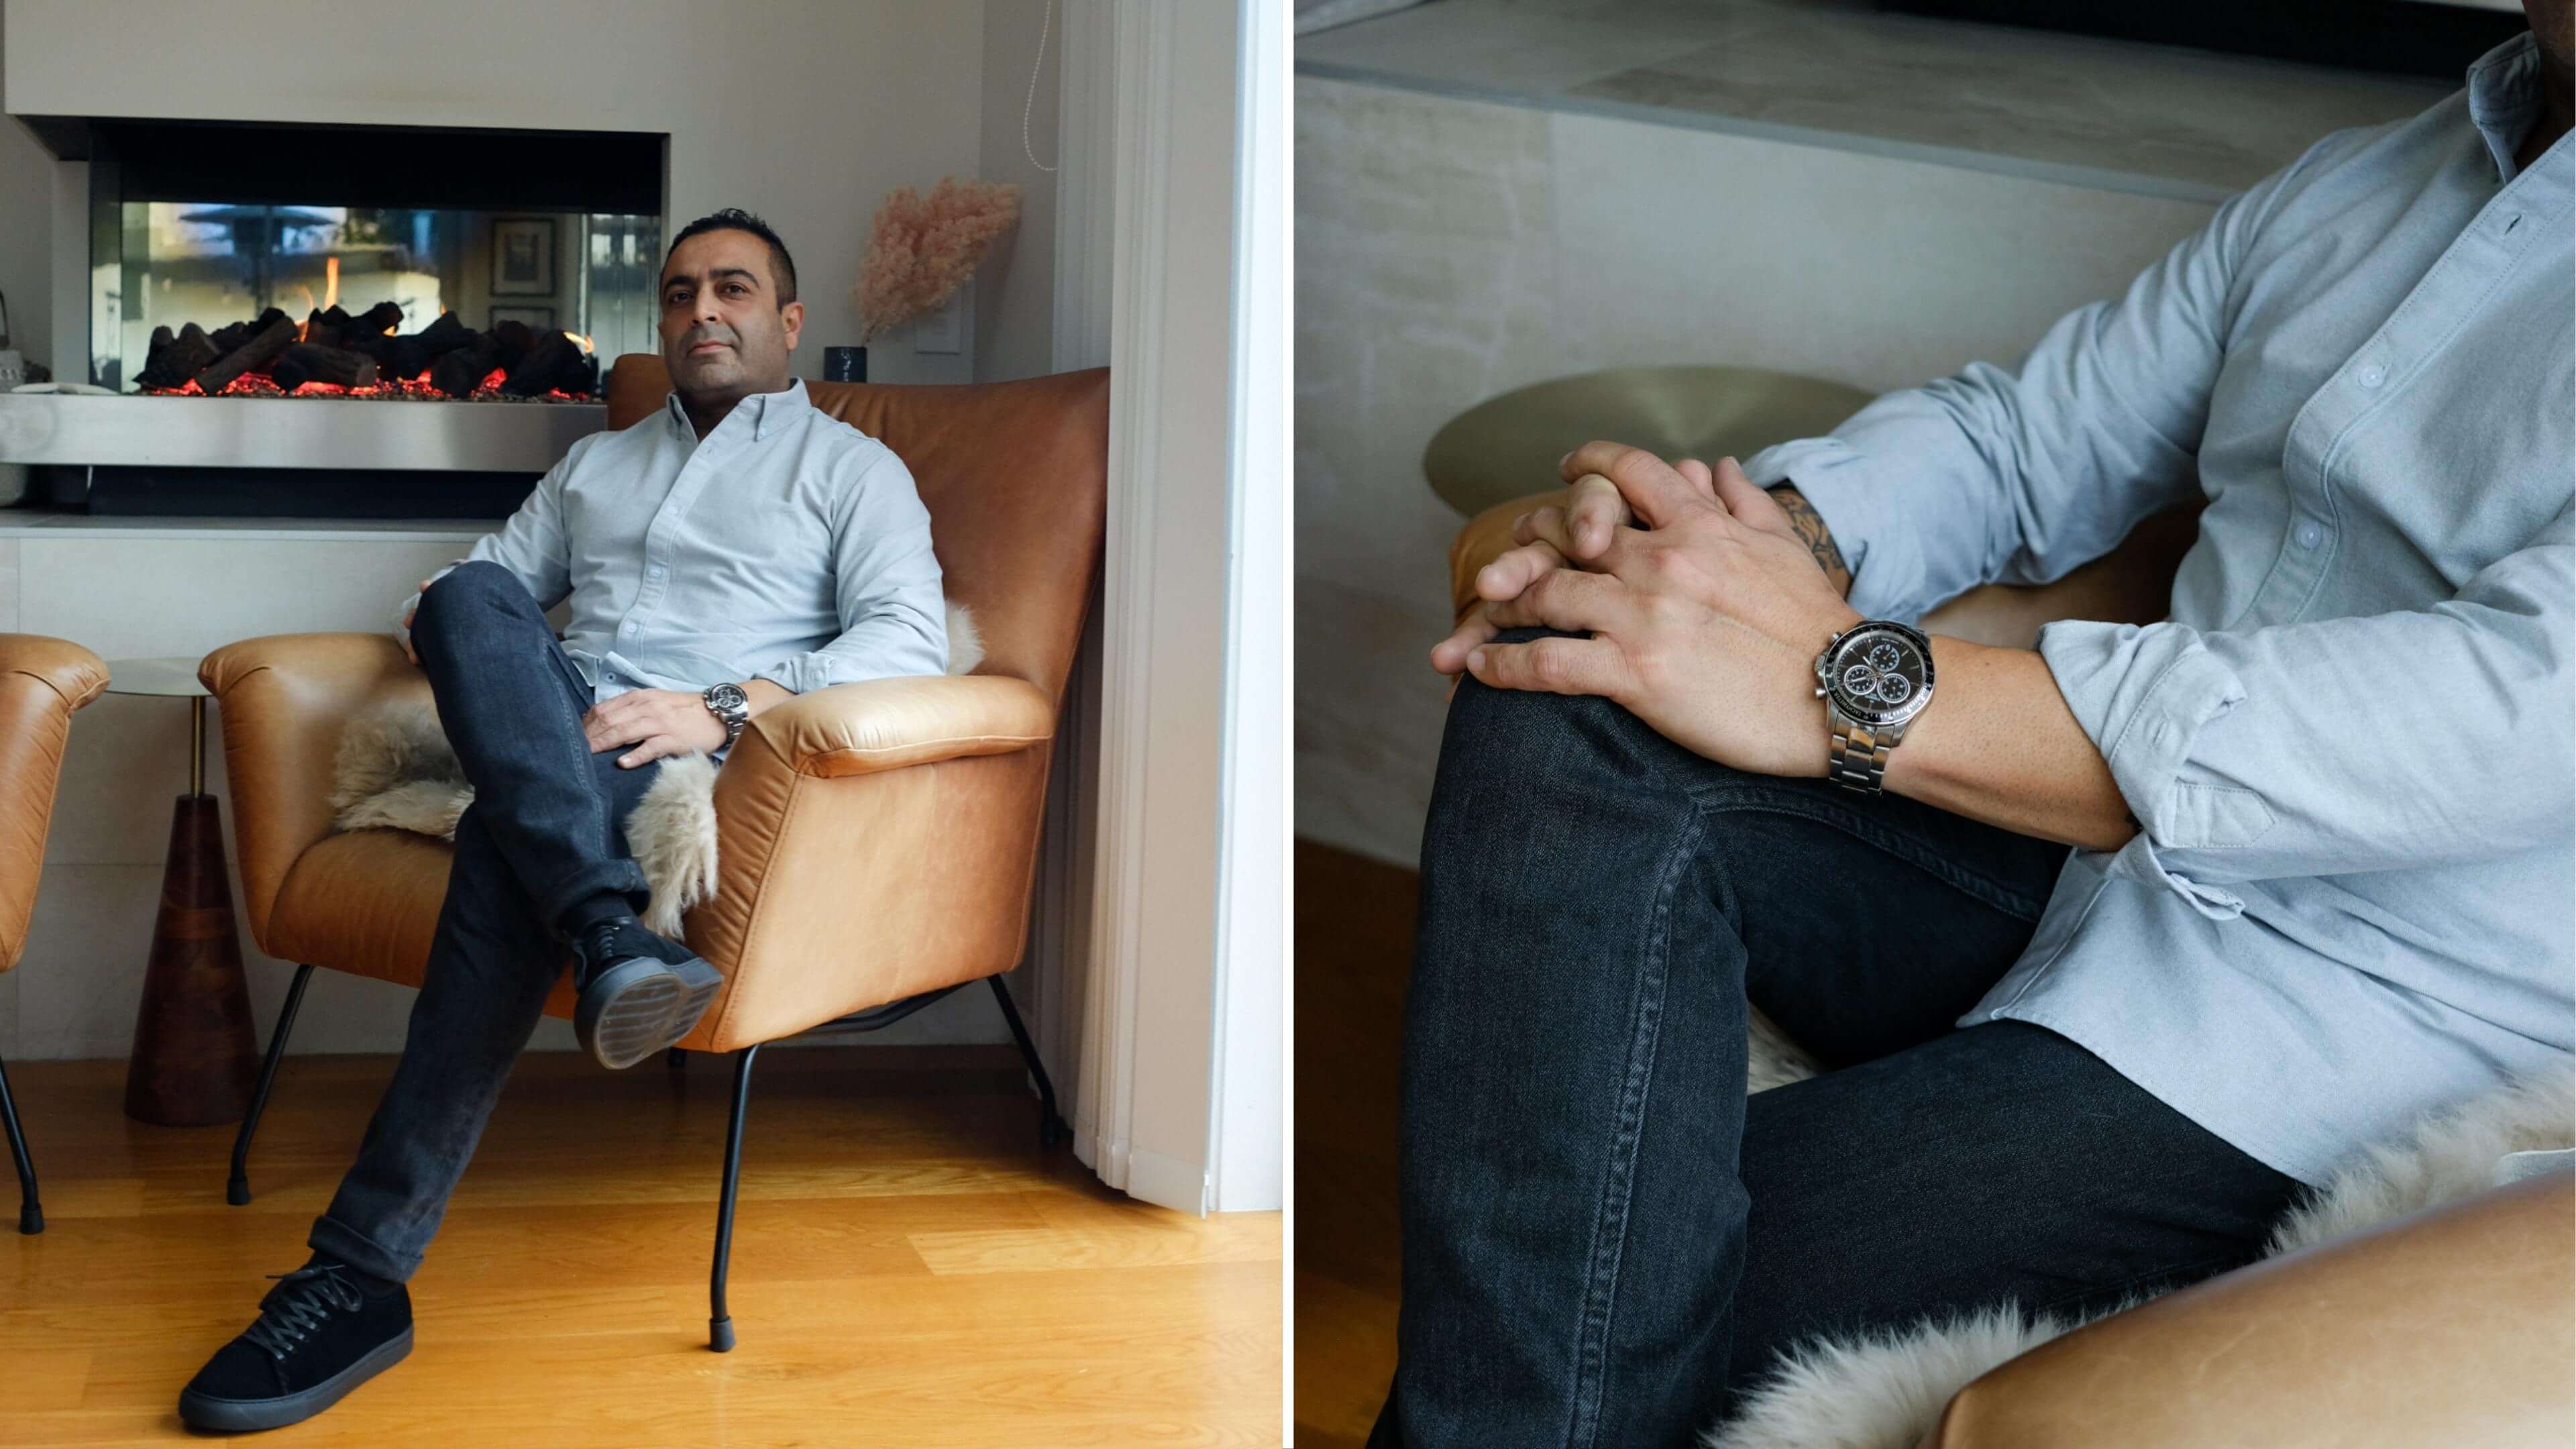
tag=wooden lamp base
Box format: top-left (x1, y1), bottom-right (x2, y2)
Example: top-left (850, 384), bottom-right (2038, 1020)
top-left (123, 793), bottom-right (259, 1126)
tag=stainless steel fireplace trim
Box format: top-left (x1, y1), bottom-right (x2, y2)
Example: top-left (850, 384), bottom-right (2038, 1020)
top-left (0, 394), bottom-right (609, 472)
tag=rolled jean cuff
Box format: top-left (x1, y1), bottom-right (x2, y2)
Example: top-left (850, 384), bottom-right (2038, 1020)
top-left (309, 1212), bottom-right (425, 1285)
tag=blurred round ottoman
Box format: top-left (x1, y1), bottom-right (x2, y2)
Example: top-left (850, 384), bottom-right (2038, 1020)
top-left (1422, 366), bottom-right (1873, 517)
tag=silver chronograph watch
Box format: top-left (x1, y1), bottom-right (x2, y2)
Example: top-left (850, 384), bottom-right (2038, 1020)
top-left (701, 681), bottom-right (752, 747)
top-left (1812, 619), bottom-right (1935, 795)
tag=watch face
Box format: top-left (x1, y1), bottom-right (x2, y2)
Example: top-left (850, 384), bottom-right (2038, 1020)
top-left (1822, 625), bottom-right (1932, 728)
top-left (706, 683), bottom-right (748, 711)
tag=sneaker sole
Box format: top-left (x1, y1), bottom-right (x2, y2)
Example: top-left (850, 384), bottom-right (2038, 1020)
top-left (578, 960), bottom-right (688, 1070)
top-left (666, 955), bottom-right (724, 1047)
top-left (178, 1324), bottom-right (414, 1432)
top-left (579, 956), bottom-right (725, 1070)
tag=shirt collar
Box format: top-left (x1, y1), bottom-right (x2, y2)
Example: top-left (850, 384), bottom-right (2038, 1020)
top-left (660, 376), bottom-right (812, 442)
top-left (2465, 31), bottom-right (2549, 183)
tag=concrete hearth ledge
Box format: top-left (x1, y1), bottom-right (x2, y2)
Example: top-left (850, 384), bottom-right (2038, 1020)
top-left (1297, 0), bottom-right (2447, 203)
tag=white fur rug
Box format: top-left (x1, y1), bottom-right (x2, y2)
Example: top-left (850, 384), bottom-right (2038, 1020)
top-left (327, 603), bottom-right (982, 939)
top-left (1708, 1051), bottom-right (2575, 1449)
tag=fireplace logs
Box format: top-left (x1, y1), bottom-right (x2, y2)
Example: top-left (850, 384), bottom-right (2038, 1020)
top-left (271, 342), bottom-right (380, 392)
top-left (138, 301), bottom-right (596, 400)
top-left (191, 315), bottom-right (299, 394)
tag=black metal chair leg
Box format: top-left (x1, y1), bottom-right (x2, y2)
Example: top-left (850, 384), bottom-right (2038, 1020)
top-left (985, 976), bottom-right (1069, 1148)
top-left (227, 963), bottom-right (315, 1206)
top-left (0, 1044), bottom-right (42, 1234)
top-left (708, 1042), bottom-right (760, 1353)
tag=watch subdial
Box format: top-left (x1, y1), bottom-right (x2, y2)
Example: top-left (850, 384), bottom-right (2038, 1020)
top-left (1874, 672), bottom-right (1913, 706)
top-left (1839, 662), bottom-right (1879, 696)
top-left (1866, 641), bottom-right (1902, 672)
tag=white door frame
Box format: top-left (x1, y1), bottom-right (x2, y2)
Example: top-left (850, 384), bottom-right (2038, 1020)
top-left (1057, 0), bottom-right (1285, 1215)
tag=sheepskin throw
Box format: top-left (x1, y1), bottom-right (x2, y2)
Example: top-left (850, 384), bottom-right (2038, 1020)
top-left (328, 602), bottom-right (984, 939)
top-left (1706, 1063), bottom-right (2575, 1449)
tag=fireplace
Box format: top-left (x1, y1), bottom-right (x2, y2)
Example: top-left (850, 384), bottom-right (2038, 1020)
top-left (0, 115), bottom-right (667, 517)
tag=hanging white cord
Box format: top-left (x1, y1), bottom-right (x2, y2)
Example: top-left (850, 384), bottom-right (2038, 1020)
top-left (1023, 0), bottom-right (1060, 174)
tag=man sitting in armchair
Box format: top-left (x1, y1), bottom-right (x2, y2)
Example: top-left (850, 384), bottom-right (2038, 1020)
top-left (178, 209), bottom-right (949, 1433)
top-left (1370, 11), bottom-right (2572, 1448)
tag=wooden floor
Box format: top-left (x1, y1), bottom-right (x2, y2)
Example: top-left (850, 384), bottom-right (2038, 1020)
top-left (0, 1043), bottom-right (1280, 1446)
top-left (1293, 840), bottom-right (1417, 1449)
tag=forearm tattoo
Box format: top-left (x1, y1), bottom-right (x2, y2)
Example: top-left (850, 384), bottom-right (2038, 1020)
top-left (1766, 483), bottom-right (1854, 598)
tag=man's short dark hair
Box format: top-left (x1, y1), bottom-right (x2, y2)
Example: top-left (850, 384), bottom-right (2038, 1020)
top-left (665, 208), bottom-right (799, 307)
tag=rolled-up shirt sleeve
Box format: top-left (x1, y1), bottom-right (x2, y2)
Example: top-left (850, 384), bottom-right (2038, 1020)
top-left (2037, 498), bottom-right (2574, 919)
top-left (750, 448), bottom-right (948, 694)
top-left (1741, 134), bottom-right (2341, 624)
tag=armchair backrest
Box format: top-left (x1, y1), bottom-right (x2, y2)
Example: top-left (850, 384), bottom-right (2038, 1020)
top-left (0, 636), bottom-right (109, 971)
top-left (604, 356), bottom-right (1111, 705)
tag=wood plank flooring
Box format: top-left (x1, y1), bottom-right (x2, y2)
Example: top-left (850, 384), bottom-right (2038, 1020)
top-left (0, 1044), bottom-right (1279, 1446)
top-left (1292, 841), bottom-right (1416, 1449)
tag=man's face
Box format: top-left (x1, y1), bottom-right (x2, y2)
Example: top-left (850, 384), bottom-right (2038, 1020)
top-left (659, 229), bottom-right (803, 404)
top-left (2530, 0), bottom-right (2573, 85)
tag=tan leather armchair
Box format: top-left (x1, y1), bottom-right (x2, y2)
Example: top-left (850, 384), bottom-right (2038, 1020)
top-left (0, 634), bottom-right (111, 1236)
top-left (201, 358), bottom-right (1108, 1348)
top-left (1451, 490), bottom-right (2574, 1440)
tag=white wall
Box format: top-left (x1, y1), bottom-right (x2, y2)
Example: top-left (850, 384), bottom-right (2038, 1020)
top-left (977, 0), bottom-right (1063, 382)
top-left (0, 11), bottom-right (54, 372)
top-left (1, 0), bottom-right (986, 383)
top-left (1295, 76), bottom-right (2225, 867)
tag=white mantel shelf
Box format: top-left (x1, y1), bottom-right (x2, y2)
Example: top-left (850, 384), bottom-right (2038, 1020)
top-left (0, 513), bottom-right (500, 541)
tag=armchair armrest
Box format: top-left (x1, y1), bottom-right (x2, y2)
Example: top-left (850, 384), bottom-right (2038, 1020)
top-left (1922, 1167), bottom-right (2575, 1448)
top-left (741, 674), bottom-right (1056, 777)
top-left (199, 633), bottom-right (425, 946)
top-left (688, 673), bottom-right (1059, 1050)
top-left (0, 635), bottom-right (108, 971)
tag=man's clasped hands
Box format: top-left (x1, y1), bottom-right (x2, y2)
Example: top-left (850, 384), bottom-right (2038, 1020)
top-left (1429, 441), bottom-right (1866, 782)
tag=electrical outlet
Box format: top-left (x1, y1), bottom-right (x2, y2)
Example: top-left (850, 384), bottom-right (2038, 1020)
top-left (914, 284), bottom-right (969, 355)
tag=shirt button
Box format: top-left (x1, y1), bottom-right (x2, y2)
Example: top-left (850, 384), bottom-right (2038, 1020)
top-left (2296, 521), bottom-right (2325, 549)
top-left (621, 621), bottom-right (637, 635)
top-left (647, 566), bottom-right (665, 580)
top-left (2356, 364), bottom-right (2385, 389)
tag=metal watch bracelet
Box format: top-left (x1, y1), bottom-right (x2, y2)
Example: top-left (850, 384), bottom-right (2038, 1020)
top-left (1825, 718), bottom-right (1898, 794)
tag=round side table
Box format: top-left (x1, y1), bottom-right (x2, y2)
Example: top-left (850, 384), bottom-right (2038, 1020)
top-left (1422, 366), bottom-right (1874, 519)
top-left (108, 657), bottom-right (258, 1127)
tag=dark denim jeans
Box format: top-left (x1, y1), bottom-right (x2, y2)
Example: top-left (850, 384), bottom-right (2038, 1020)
top-left (307, 561), bottom-right (663, 1282)
top-left (1369, 636), bottom-right (2302, 1448)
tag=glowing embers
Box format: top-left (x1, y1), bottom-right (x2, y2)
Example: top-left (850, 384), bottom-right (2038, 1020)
top-left (135, 305), bottom-right (597, 401)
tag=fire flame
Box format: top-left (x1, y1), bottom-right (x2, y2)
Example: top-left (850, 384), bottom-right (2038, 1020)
top-left (294, 286), bottom-right (315, 341)
top-left (563, 331), bottom-right (594, 355)
top-left (323, 257), bottom-right (339, 313)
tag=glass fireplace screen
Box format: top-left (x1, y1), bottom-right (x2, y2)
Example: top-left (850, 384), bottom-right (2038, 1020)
top-left (74, 118), bottom-right (667, 396)
top-left (101, 205), bottom-right (662, 394)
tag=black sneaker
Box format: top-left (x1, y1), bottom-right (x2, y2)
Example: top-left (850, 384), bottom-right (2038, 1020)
top-left (571, 915), bottom-right (724, 1070)
top-left (178, 1259), bottom-right (413, 1432)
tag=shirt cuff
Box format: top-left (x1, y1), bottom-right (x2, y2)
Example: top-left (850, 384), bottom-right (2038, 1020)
top-left (1741, 437), bottom-right (1920, 622)
top-left (2035, 616), bottom-right (2253, 920)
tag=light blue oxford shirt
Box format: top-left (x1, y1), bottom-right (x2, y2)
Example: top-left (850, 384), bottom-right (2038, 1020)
top-left (1743, 33), bottom-right (2572, 1187)
top-left (401, 378), bottom-right (948, 753)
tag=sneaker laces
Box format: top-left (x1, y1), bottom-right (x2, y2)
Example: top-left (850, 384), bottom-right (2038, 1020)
top-left (241, 1265), bottom-right (366, 1360)
top-left (575, 920), bottom-right (632, 988)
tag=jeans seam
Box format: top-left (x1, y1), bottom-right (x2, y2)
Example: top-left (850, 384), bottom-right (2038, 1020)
top-left (1564, 802), bottom-right (1707, 1449)
top-left (1696, 786), bottom-right (2053, 922)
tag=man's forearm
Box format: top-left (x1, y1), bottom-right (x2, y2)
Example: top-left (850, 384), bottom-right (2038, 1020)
top-left (1876, 635), bottom-right (2140, 853)
top-left (739, 678), bottom-right (795, 717)
top-left (1767, 483), bottom-right (1853, 599)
